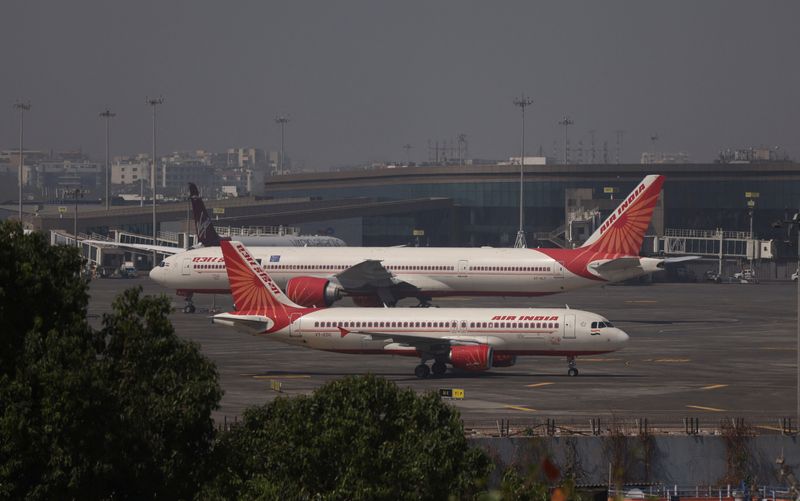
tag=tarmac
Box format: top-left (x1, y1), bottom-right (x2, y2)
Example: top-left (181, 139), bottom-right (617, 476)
top-left (87, 277), bottom-right (799, 427)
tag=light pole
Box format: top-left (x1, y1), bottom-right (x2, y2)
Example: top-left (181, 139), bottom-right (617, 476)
top-left (403, 143), bottom-right (412, 165)
top-left (147, 96), bottom-right (164, 266)
top-left (513, 94), bottom-right (533, 249)
top-left (275, 115), bottom-right (290, 174)
top-left (99, 109), bottom-right (115, 211)
top-left (773, 213), bottom-right (800, 428)
top-left (559, 116), bottom-right (574, 165)
top-left (14, 101), bottom-right (31, 222)
top-left (72, 187), bottom-right (84, 249)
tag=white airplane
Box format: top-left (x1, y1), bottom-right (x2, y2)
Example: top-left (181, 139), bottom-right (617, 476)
top-left (212, 240), bottom-right (629, 378)
top-left (81, 183), bottom-right (345, 259)
top-left (152, 175), bottom-right (688, 312)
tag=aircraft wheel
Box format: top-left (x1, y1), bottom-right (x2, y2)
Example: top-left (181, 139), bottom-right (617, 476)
top-left (183, 304), bottom-right (196, 314)
top-left (414, 364), bottom-right (431, 379)
top-left (568, 368), bottom-right (579, 377)
top-left (431, 361), bottom-right (447, 376)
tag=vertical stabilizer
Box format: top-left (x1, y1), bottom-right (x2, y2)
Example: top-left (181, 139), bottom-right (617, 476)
top-left (580, 175), bottom-right (664, 256)
top-left (220, 240), bottom-right (303, 312)
top-left (189, 182), bottom-right (225, 247)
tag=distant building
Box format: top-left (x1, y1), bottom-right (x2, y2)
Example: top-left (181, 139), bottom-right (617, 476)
top-left (25, 160), bottom-right (101, 197)
top-left (227, 148), bottom-right (266, 168)
top-left (640, 152), bottom-right (690, 164)
top-left (717, 147), bottom-right (787, 163)
top-left (504, 156), bottom-right (552, 166)
top-left (111, 156), bottom-right (152, 185)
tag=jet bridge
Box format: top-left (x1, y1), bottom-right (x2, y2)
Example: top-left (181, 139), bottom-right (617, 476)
top-left (654, 228), bottom-right (774, 260)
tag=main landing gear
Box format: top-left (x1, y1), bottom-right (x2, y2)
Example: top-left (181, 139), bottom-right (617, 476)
top-left (567, 355), bottom-right (579, 377)
top-left (414, 359), bottom-right (448, 378)
top-left (415, 296), bottom-right (436, 308)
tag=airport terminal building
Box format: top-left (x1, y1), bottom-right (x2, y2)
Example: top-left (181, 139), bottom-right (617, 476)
top-left (263, 162), bottom-right (800, 249)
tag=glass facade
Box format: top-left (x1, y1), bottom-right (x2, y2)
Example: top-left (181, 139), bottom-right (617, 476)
top-left (267, 165), bottom-right (800, 246)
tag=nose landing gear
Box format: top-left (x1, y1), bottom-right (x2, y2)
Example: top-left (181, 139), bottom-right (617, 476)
top-left (567, 355), bottom-right (579, 377)
top-left (183, 296), bottom-right (196, 314)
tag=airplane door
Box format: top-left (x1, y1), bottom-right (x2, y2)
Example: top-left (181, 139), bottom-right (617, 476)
top-left (555, 261), bottom-right (565, 279)
top-left (457, 260), bottom-right (468, 277)
top-left (182, 258), bottom-right (192, 276)
top-left (289, 313), bottom-right (302, 337)
top-left (563, 314), bottom-right (576, 339)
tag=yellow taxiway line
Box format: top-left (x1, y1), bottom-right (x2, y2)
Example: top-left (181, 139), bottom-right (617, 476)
top-left (686, 405), bottom-right (726, 412)
top-left (700, 384), bottom-right (728, 391)
top-left (655, 358), bottom-right (691, 363)
top-left (504, 405), bottom-right (537, 412)
top-left (526, 382), bottom-right (555, 388)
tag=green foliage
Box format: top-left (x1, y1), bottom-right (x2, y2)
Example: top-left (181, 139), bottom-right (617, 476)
top-left (204, 374), bottom-right (492, 500)
top-left (98, 287), bottom-right (223, 498)
top-left (0, 222), bottom-right (221, 500)
top-left (0, 221), bottom-right (90, 377)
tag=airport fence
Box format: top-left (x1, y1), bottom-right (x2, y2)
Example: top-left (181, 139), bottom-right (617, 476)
top-left (461, 416), bottom-right (797, 438)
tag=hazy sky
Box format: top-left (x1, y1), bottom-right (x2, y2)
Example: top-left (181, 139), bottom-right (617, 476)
top-left (2, 1), bottom-right (799, 169)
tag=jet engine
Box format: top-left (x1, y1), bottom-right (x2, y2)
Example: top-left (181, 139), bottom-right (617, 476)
top-left (448, 345), bottom-right (493, 371)
top-left (491, 353), bottom-right (517, 367)
top-left (285, 277), bottom-right (342, 307)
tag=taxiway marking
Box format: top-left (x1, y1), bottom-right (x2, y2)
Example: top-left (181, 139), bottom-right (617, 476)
top-left (505, 405), bottom-right (537, 412)
top-left (526, 382), bottom-right (555, 388)
top-left (686, 405), bottom-right (726, 412)
top-left (655, 358), bottom-right (690, 363)
top-left (249, 375), bottom-right (312, 380)
top-left (700, 384), bottom-right (728, 391)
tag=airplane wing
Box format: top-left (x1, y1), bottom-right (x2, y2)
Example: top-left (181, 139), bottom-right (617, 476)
top-left (81, 239), bottom-right (188, 256)
top-left (337, 327), bottom-right (482, 352)
top-left (334, 260), bottom-right (420, 304)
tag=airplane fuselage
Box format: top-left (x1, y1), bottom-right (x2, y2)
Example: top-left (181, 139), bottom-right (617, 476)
top-left (151, 246), bottom-right (661, 299)
top-left (212, 307), bottom-right (628, 358)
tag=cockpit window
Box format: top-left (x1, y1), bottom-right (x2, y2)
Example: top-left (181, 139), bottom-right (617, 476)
top-left (591, 322), bottom-right (597, 329)
top-left (159, 261), bottom-right (165, 267)
top-left (605, 321), bottom-right (614, 328)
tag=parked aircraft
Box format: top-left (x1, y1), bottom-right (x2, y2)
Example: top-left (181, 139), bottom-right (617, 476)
top-left (212, 240), bottom-right (629, 377)
top-left (152, 175), bottom-right (686, 312)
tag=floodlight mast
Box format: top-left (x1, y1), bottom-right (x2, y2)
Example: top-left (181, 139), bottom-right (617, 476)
top-left (513, 94), bottom-right (533, 249)
top-left (559, 116), bottom-right (574, 164)
top-left (99, 109), bottom-right (116, 211)
top-left (275, 115), bottom-right (290, 174)
top-left (147, 96), bottom-right (164, 266)
top-left (14, 101), bottom-right (31, 223)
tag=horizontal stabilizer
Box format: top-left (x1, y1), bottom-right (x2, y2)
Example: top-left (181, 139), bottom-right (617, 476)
top-left (589, 257), bottom-right (642, 273)
top-left (662, 256), bottom-right (701, 263)
top-left (212, 312), bottom-right (273, 333)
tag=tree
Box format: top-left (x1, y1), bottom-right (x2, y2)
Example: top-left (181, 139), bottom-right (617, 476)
top-left (0, 222), bottom-right (221, 500)
top-left (204, 374), bottom-right (492, 500)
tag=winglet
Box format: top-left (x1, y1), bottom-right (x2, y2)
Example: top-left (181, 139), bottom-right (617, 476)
top-left (189, 182), bottom-right (226, 247)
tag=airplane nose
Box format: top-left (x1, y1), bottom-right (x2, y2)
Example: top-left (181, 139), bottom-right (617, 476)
top-left (149, 266), bottom-right (164, 283)
top-left (616, 329), bottom-right (629, 344)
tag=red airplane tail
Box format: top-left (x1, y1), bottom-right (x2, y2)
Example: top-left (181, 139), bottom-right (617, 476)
top-left (220, 240), bottom-right (304, 315)
top-left (580, 174), bottom-right (664, 256)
